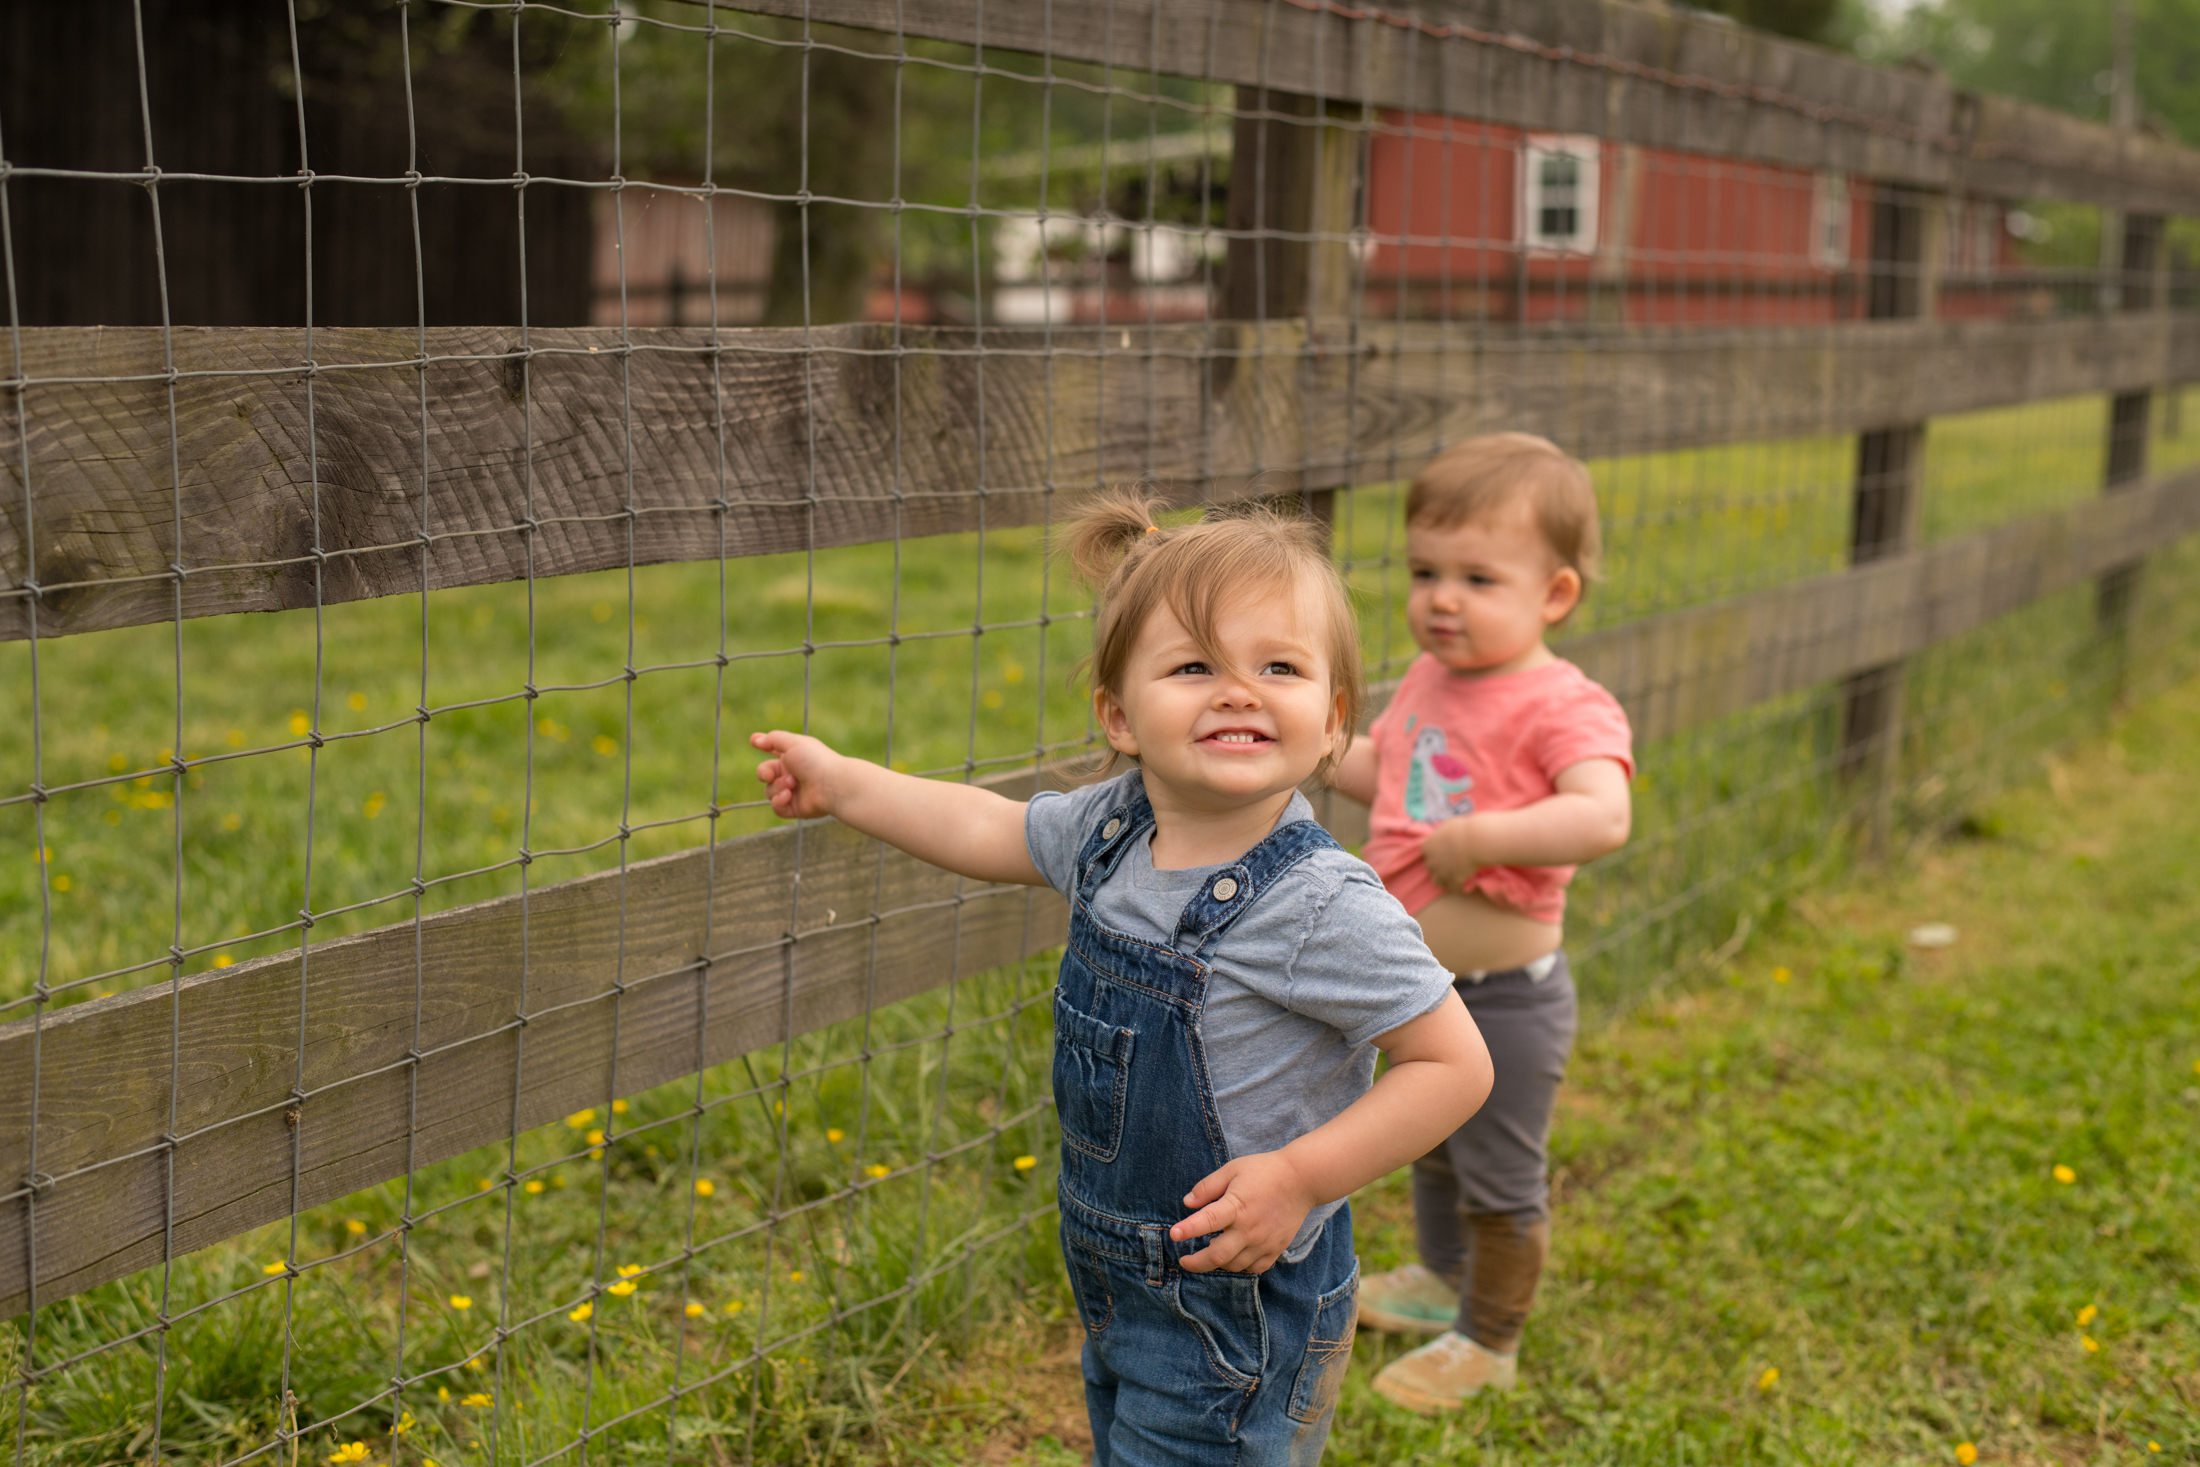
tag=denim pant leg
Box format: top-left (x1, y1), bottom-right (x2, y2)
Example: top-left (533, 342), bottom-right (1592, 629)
top-left (1073, 1209), bottom-right (1359, 1467)
top-left (1410, 956), bottom-right (1577, 1337)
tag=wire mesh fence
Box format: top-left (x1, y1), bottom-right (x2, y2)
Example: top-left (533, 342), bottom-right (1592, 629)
top-left (3, 0), bottom-right (2200, 1460)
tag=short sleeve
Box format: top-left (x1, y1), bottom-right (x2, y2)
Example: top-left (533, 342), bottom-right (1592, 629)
top-left (1023, 772), bottom-right (1139, 895)
top-left (1536, 673), bottom-right (1635, 783)
top-left (1279, 860), bottom-right (1456, 1046)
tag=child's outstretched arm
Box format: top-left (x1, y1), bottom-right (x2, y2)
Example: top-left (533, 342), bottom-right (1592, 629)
top-left (750, 731), bottom-right (1046, 887)
top-left (1421, 756), bottom-right (1631, 890)
top-left (1170, 991), bottom-right (1491, 1274)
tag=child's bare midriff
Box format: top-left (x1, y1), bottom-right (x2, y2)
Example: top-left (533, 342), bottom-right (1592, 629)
top-left (1412, 888), bottom-right (1562, 975)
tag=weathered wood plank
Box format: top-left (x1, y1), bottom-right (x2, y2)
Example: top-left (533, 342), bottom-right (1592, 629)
top-left (8, 314), bottom-right (2195, 641)
top-left (5, 463), bottom-right (2197, 1314)
top-left (0, 767), bottom-right (1077, 1317)
top-left (708, 0), bottom-right (2200, 215)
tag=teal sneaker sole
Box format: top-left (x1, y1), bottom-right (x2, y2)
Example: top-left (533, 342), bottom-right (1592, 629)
top-left (1358, 1299), bottom-right (1454, 1336)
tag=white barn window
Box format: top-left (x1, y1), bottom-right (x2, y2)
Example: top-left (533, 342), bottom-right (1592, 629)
top-left (1521, 135), bottom-right (1601, 254)
top-left (1814, 173), bottom-right (1850, 268)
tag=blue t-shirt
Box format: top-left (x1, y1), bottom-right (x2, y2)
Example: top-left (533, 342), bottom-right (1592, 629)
top-left (1026, 770), bottom-right (1455, 1256)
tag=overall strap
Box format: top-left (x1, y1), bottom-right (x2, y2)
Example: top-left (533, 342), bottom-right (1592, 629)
top-left (1172, 815), bottom-right (1342, 956)
top-left (1072, 778), bottom-right (1156, 905)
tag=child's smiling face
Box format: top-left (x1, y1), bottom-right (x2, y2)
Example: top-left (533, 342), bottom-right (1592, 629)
top-left (1405, 503), bottom-right (1581, 676)
top-left (1095, 575), bottom-right (1346, 813)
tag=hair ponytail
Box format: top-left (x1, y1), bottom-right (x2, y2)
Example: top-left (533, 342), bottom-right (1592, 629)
top-left (1066, 485), bottom-right (1168, 591)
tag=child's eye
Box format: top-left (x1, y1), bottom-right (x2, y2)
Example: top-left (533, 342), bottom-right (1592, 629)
top-left (1261, 661), bottom-right (1299, 678)
top-left (1172, 661), bottom-right (1211, 677)
top-left (1408, 567), bottom-right (1434, 581)
top-left (1467, 573), bottom-right (1497, 587)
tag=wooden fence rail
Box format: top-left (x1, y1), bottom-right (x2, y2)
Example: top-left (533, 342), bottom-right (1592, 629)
top-left (6, 460), bottom-right (2196, 1315)
top-left (703, 0), bottom-right (2200, 217)
top-left (7, 312), bottom-right (2196, 641)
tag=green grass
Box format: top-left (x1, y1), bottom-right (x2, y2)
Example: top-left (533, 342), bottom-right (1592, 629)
top-left (1, 389), bottom-right (2197, 1462)
top-left (1325, 663), bottom-right (2200, 1467)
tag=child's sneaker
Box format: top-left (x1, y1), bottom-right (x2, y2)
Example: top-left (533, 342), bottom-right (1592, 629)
top-left (1355, 1263), bottom-right (1459, 1336)
top-left (1370, 1330), bottom-right (1518, 1413)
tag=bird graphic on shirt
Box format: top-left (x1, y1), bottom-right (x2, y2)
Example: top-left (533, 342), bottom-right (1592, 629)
top-left (1404, 724), bottom-right (1475, 823)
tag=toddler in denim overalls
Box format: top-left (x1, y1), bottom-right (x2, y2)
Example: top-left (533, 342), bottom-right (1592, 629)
top-left (754, 490), bottom-right (1492, 1464)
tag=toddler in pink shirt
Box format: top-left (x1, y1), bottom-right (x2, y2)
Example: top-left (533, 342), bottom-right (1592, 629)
top-left (1329, 432), bottom-right (1633, 1414)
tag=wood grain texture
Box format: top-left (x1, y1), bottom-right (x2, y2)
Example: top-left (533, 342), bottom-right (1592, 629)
top-left (706, 0), bottom-right (2200, 214)
top-left (8, 313), bottom-right (2195, 641)
top-left (4, 464), bottom-right (2197, 1314)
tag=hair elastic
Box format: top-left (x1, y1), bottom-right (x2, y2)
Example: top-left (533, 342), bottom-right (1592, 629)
top-left (1144, 525), bottom-right (1160, 534)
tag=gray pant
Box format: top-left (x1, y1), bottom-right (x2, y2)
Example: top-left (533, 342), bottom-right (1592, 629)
top-left (1412, 952), bottom-right (1576, 1349)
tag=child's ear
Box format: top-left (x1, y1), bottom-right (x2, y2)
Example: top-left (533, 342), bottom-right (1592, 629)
top-left (1093, 686), bottom-right (1140, 757)
top-left (1542, 566), bottom-right (1583, 626)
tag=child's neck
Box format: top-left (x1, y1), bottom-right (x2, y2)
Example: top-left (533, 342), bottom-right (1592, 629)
top-left (1450, 638), bottom-right (1555, 679)
top-left (1142, 777), bottom-right (1297, 871)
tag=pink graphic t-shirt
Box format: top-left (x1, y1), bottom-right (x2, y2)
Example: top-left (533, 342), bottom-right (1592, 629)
top-left (1362, 654), bottom-right (1634, 923)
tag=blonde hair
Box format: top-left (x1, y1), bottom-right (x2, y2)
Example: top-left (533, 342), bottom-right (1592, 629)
top-left (1405, 432), bottom-right (1602, 584)
top-left (1067, 488), bottom-right (1363, 780)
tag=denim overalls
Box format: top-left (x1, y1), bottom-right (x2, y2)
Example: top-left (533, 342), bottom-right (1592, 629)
top-left (1053, 783), bottom-right (1362, 1467)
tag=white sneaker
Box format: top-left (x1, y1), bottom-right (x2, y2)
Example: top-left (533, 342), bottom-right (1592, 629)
top-left (1369, 1329), bottom-right (1518, 1413)
top-left (1355, 1262), bottom-right (1459, 1336)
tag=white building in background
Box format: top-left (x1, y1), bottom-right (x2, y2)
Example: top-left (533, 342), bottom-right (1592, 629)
top-left (991, 212), bottom-right (1220, 326)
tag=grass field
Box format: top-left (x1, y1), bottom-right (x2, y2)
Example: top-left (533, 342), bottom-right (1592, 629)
top-left (1, 389), bottom-right (2197, 1463)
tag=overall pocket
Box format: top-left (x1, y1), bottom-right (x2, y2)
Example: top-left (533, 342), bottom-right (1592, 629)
top-left (1052, 990), bottom-right (1135, 1162)
top-left (1286, 1260), bottom-right (1361, 1424)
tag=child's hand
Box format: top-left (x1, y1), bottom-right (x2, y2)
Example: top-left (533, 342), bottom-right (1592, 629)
top-left (750, 730), bottom-right (845, 820)
top-left (1170, 1151), bottom-right (1322, 1275)
top-left (1419, 814), bottom-right (1487, 891)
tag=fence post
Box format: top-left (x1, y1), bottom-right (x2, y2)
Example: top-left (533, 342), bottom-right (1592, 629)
top-left (1838, 185), bottom-right (1941, 853)
top-left (2095, 213), bottom-right (2165, 658)
top-left (1222, 83), bottom-right (1363, 534)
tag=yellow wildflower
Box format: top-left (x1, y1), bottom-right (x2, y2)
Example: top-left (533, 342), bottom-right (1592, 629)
top-left (2151, 1442), bottom-right (2163, 1453)
top-left (586, 1129), bottom-right (606, 1147)
top-left (592, 735), bottom-right (618, 756)
top-left (226, 728), bottom-right (245, 747)
top-left (826, 1127), bottom-right (845, 1143)
top-left (1772, 966), bottom-right (1791, 983)
top-left (462, 1392), bottom-right (492, 1407)
top-left (695, 1179), bottom-right (716, 1197)
top-left (262, 1261), bottom-right (288, 1277)
top-left (789, 1270), bottom-right (804, 1283)
top-left (289, 711), bottom-right (310, 737)
top-left (617, 1263), bottom-right (645, 1278)
top-left (525, 1179), bottom-right (544, 1195)
top-left (2052, 1164), bottom-right (2076, 1184)
top-left (327, 1443), bottom-right (370, 1465)
top-left (2076, 1304), bottom-right (2098, 1327)
top-left (345, 1219), bottom-right (367, 1236)
top-left (865, 1164), bottom-right (891, 1179)
top-left (1954, 1446), bottom-right (1977, 1467)
top-left (612, 1099), bottom-right (629, 1114)
top-left (477, 1179), bottom-right (494, 1192)
top-left (685, 1302), bottom-right (705, 1319)
top-left (569, 1301), bottom-right (593, 1323)
top-left (1013, 1155), bottom-right (1038, 1171)
top-left (1756, 1367), bottom-right (1778, 1390)
top-left (363, 792), bottom-right (386, 819)
top-left (566, 1108), bottom-right (596, 1129)
top-left (2081, 1334), bottom-right (2100, 1353)
top-left (212, 955), bottom-right (232, 968)
top-left (607, 1280), bottom-right (638, 1297)
top-left (346, 692), bottom-right (367, 712)
top-left (220, 811), bottom-right (242, 831)
top-left (724, 1300), bottom-right (744, 1315)
top-left (108, 753), bottom-right (129, 772)
top-left (436, 1387), bottom-right (449, 1402)
top-left (51, 875), bottom-right (70, 893)
top-left (449, 1294), bottom-right (472, 1311)
top-left (392, 1411), bottom-right (415, 1435)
